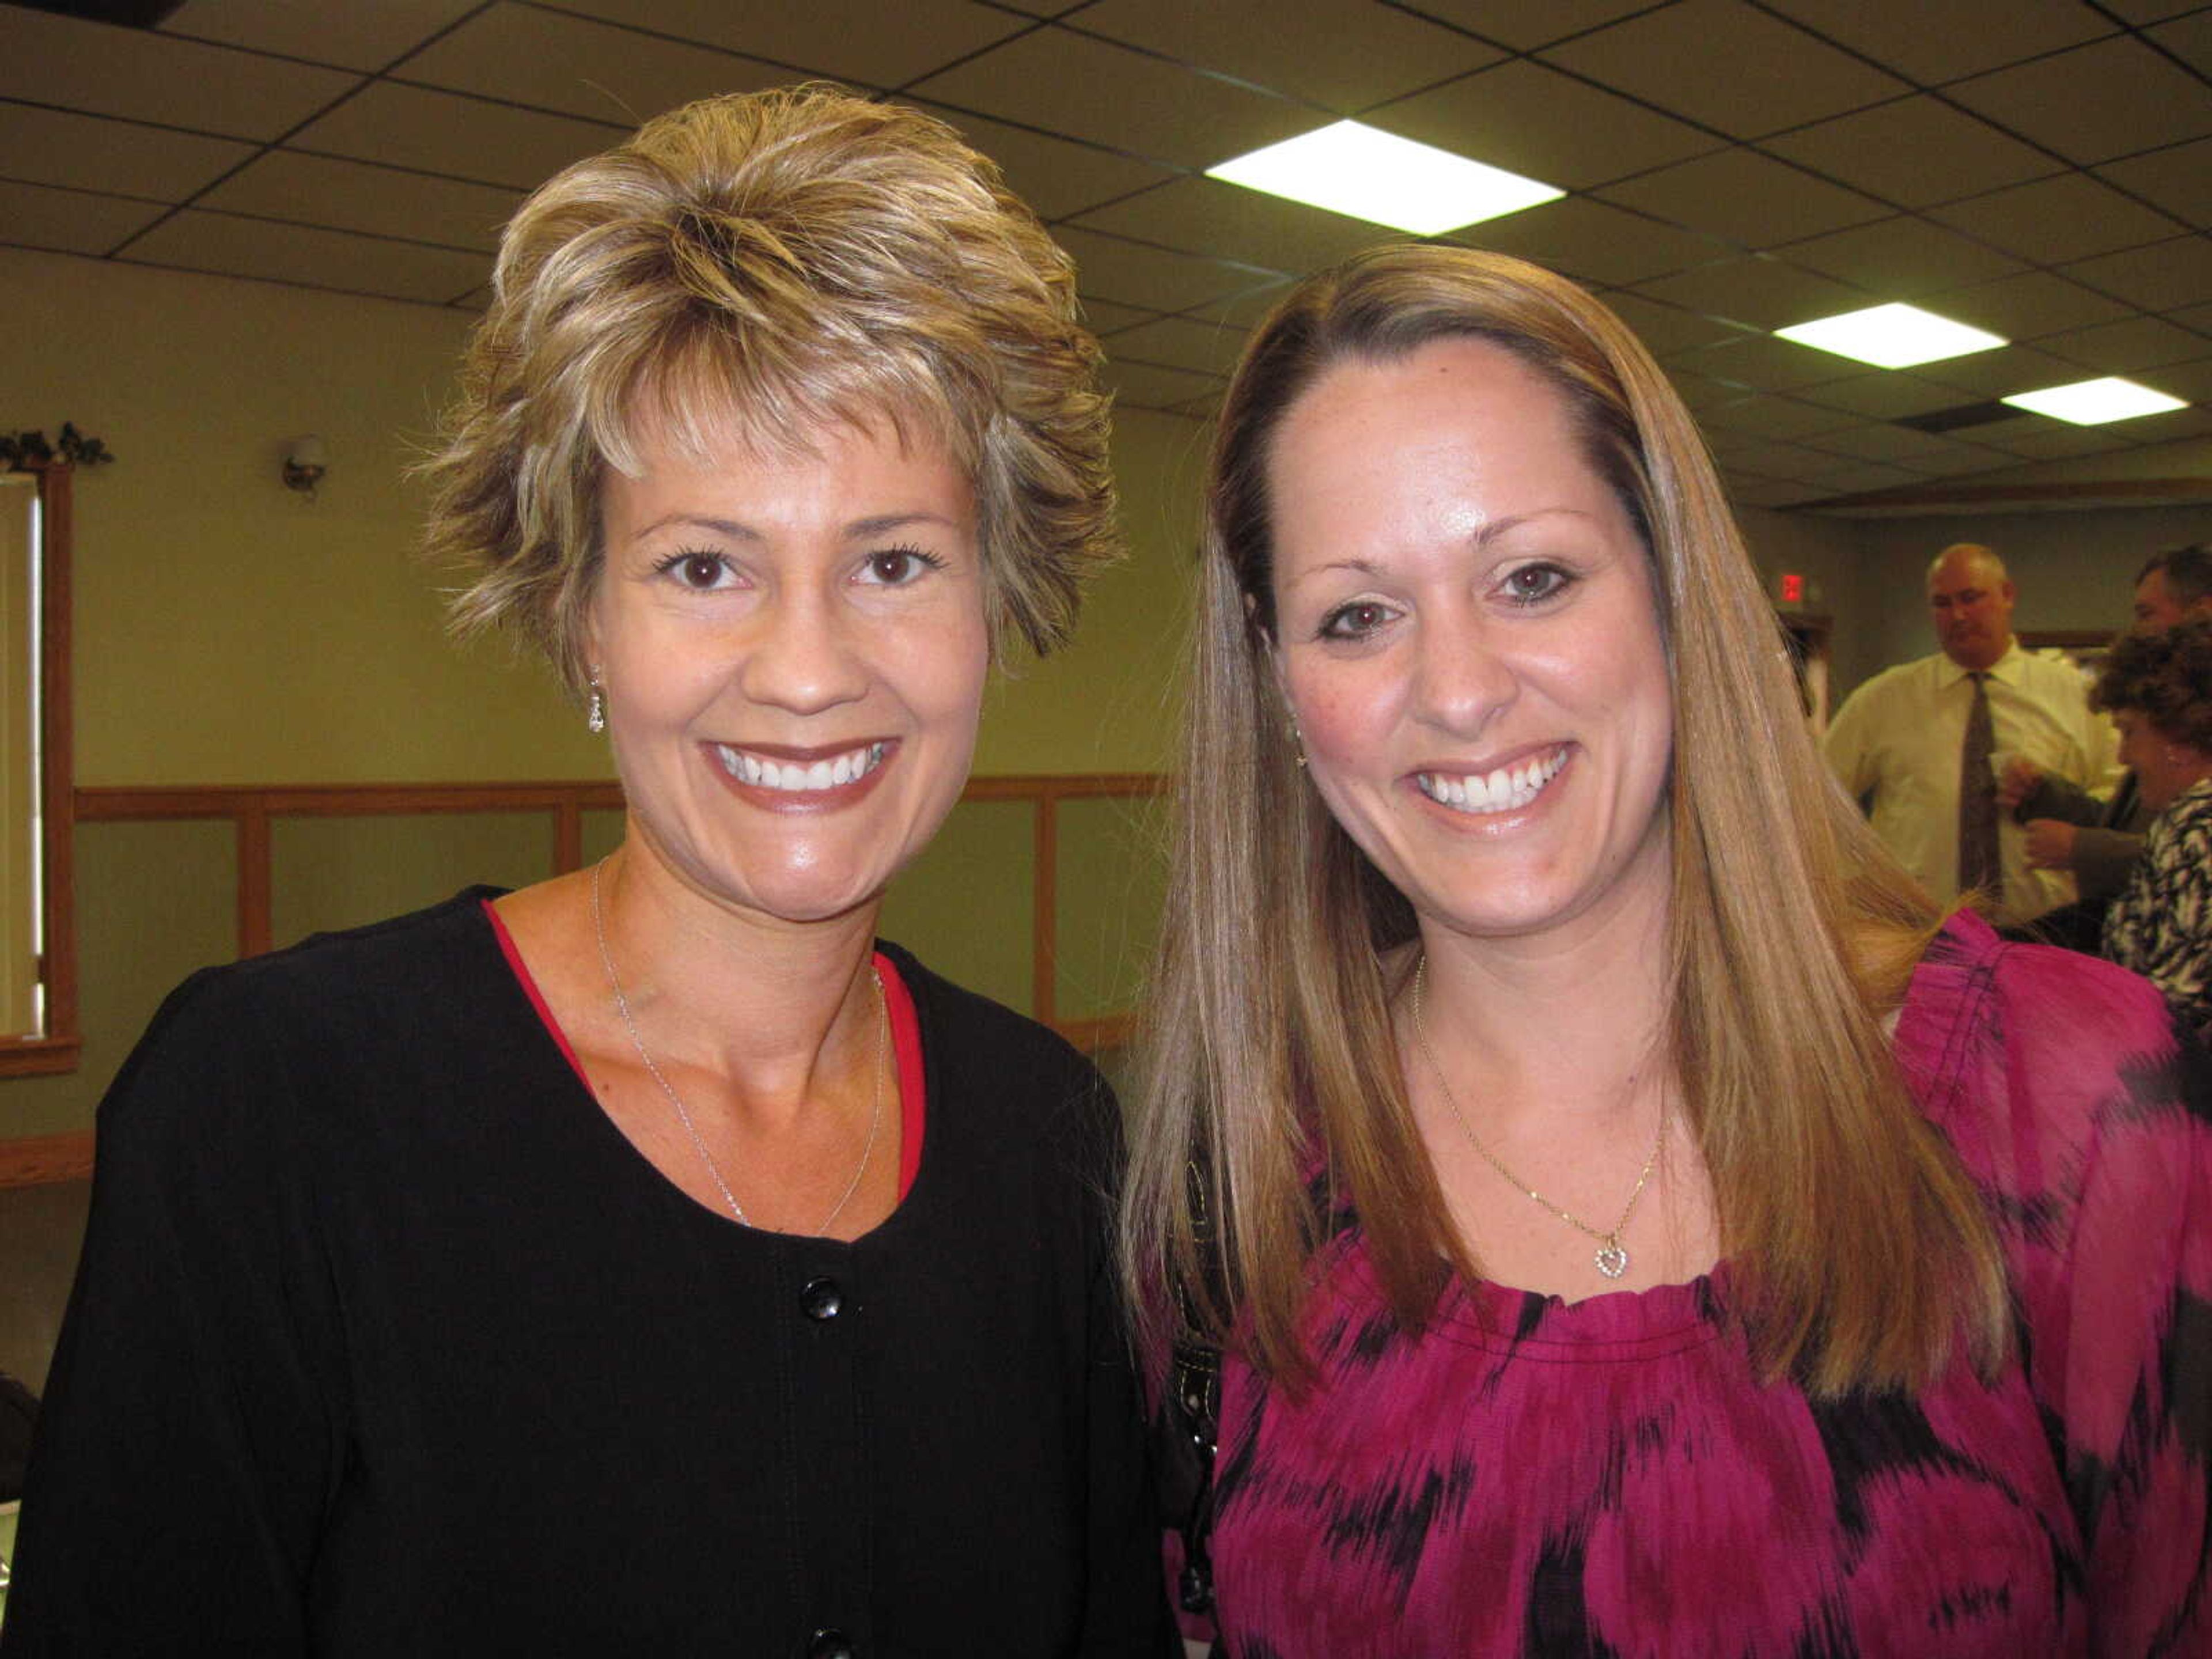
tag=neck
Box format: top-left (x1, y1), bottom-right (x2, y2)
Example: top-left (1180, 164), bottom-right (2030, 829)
top-left (1409, 835), bottom-right (1674, 1126)
top-left (595, 835), bottom-right (881, 1120)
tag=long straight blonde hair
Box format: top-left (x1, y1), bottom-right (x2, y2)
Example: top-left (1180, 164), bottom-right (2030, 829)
top-left (1120, 246), bottom-right (2009, 1398)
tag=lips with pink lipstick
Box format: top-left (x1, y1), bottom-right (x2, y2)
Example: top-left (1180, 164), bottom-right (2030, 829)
top-left (1415, 743), bottom-right (1570, 816)
top-left (711, 739), bottom-right (890, 796)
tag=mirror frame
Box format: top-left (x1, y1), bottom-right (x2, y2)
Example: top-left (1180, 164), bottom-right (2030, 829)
top-left (0, 460), bottom-right (77, 1076)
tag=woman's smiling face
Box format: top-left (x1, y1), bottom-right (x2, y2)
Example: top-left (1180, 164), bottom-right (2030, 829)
top-left (1266, 335), bottom-right (1675, 950)
top-left (590, 410), bottom-right (989, 928)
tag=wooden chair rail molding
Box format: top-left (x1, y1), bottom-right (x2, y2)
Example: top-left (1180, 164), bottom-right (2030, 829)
top-left (0, 773), bottom-right (1164, 1188)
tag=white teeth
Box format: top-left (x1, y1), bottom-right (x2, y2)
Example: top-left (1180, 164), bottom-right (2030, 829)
top-left (715, 742), bottom-right (885, 794)
top-left (1417, 748), bottom-right (1566, 816)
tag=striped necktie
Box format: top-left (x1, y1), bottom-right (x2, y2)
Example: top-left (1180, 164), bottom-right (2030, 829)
top-left (1958, 671), bottom-right (2002, 904)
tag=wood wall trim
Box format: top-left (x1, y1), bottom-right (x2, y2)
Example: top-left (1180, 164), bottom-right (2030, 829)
top-left (27, 772), bottom-right (1166, 1181)
top-left (0, 1127), bottom-right (93, 1188)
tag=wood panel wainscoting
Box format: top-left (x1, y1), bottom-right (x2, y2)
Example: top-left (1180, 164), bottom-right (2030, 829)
top-left (0, 772), bottom-right (1164, 1188)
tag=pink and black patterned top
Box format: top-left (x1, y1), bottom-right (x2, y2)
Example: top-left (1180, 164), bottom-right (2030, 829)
top-left (1191, 913), bottom-right (2211, 1656)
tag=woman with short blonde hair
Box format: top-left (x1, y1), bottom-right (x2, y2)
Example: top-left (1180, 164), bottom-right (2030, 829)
top-left (1127, 243), bottom-right (2210, 1654)
top-left (10, 86), bottom-right (1171, 1656)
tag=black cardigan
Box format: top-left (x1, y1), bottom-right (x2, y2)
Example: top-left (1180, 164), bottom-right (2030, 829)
top-left (4, 891), bottom-right (1171, 1657)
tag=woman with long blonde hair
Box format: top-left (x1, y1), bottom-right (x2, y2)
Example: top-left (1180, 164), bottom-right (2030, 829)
top-left (1124, 244), bottom-right (2211, 1655)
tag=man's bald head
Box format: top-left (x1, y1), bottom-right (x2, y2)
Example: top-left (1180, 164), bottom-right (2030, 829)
top-left (1927, 543), bottom-right (2016, 672)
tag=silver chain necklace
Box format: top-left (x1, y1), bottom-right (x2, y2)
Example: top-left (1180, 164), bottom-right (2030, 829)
top-left (1410, 957), bottom-right (1666, 1280)
top-left (589, 859), bottom-right (883, 1236)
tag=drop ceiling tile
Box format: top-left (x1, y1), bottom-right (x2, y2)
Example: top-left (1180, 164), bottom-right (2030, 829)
top-left (199, 152), bottom-right (522, 252)
top-left (1754, 0), bottom-right (2116, 85)
top-left (1808, 423), bottom-right (2000, 467)
top-left (1803, 461), bottom-right (1926, 493)
top-left (1776, 217), bottom-right (2024, 297)
top-left (2151, 9), bottom-right (2212, 76)
top-left (1666, 370), bottom-right (1747, 411)
top-left (1187, 278), bottom-right (1301, 329)
top-left (122, 209), bottom-right (490, 303)
top-left (1539, 0), bottom-right (1907, 139)
top-left (1915, 343), bottom-right (2081, 396)
top-left (1596, 291), bottom-right (1756, 357)
top-left (1071, 177), bottom-right (1393, 276)
top-left (1671, 333), bottom-right (1862, 391)
top-left (2059, 237), bottom-right (2212, 314)
top-left (1056, 225), bottom-right (1270, 311)
top-left (1973, 423), bottom-right (2141, 461)
top-left (1448, 198), bottom-right (1730, 287)
top-left (160, 0), bottom-right (481, 72)
top-left (1925, 271), bottom-right (2137, 342)
top-left (289, 83), bottom-right (623, 191)
top-left (1370, 59), bottom-right (1722, 191)
top-left (2037, 316), bottom-right (2212, 373)
top-left (1790, 374), bottom-right (1974, 421)
top-left (1945, 39), bottom-right (2212, 166)
top-left (910, 28), bottom-right (1310, 170)
top-left (1628, 256), bottom-right (1865, 332)
top-left (0, 104), bottom-right (256, 202)
top-left (395, 4), bottom-right (787, 123)
top-left (2096, 1), bottom-right (2209, 25)
top-left (1696, 396), bottom-right (1858, 439)
top-left (1077, 297), bottom-right (1160, 334)
top-left (1728, 475), bottom-right (1832, 507)
top-left (0, 179), bottom-right (169, 256)
top-left (1596, 149), bottom-right (1889, 248)
top-left (1759, 98), bottom-right (2059, 210)
top-left (1392, 0), bottom-right (1659, 52)
top-left (2172, 302), bottom-right (2212, 336)
top-left (0, 6), bottom-right (362, 142)
top-left (914, 104), bottom-right (1176, 221)
top-left (1929, 173), bottom-right (2185, 262)
top-left (2142, 359), bottom-right (2212, 403)
top-left (1722, 437), bottom-right (1862, 480)
top-left (549, 0), bottom-right (1031, 90)
top-left (1101, 358), bottom-right (1225, 410)
top-left (2115, 403), bottom-right (2212, 443)
top-left (1069, 0), bottom-right (1502, 113)
top-left (1101, 313), bottom-right (1252, 377)
top-left (2097, 137), bottom-right (2212, 226)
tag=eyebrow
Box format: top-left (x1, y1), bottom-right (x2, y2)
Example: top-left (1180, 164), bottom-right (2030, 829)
top-left (632, 510), bottom-right (960, 542)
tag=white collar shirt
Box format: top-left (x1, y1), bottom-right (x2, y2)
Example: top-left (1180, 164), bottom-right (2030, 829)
top-left (1822, 639), bottom-right (2121, 925)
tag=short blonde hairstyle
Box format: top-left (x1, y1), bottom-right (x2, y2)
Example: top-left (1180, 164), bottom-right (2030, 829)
top-left (1122, 245), bottom-right (2008, 1397)
top-left (426, 85), bottom-right (1115, 691)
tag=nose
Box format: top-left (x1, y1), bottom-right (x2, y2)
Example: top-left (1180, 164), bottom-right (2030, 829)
top-left (1409, 609), bottom-right (1517, 738)
top-left (737, 590), bottom-right (870, 715)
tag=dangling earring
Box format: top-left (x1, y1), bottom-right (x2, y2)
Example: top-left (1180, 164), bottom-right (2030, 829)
top-left (587, 670), bottom-right (606, 735)
top-left (1291, 722), bottom-right (1308, 769)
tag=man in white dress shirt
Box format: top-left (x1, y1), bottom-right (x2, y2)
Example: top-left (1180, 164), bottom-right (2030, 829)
top-left (1823, 544), bottom-right (2118, 926)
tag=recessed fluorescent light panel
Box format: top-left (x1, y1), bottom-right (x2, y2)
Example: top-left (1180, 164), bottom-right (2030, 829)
top-left (2001, 378), bottom-right (2188, 426)
top-left (1205, 122), bottom-right (1563, 236)
top-left (1774, 303), bottom-right (2006, 369)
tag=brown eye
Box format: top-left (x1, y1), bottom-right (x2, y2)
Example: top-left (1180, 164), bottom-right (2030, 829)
top-left (677, 552), bottom-right (724, 589)
top-left (1319, 600), bottom-right (1394, 641)
top-left (1503, 564), bottom-right (1571, 606)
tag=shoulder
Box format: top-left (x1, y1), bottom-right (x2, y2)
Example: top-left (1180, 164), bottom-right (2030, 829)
top-left (1897, 910), bottom-right (2200, 1226)
top-left (1828, 657), bottom-right (1937, 726)
top-left (101, 890), bottom-right (512, 1139)
top-left (878, 940), bottom-right (1117, 1158)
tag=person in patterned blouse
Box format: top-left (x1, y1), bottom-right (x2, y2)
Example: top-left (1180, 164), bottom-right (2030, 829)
top-left (2097, 619), bottom-right (2212, 1037)
top-left (1122, 244), bottom-right (2212, 1657)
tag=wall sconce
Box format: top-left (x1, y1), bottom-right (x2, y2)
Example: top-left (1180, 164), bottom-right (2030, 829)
top-left (282, 435), bottom-right (328, 496)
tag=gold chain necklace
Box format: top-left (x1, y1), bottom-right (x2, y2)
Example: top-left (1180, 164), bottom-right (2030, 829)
top-left (1409, 957), bottom-right (1666, 1281)
top-left (590, 859), bottom-right (882, 1236)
